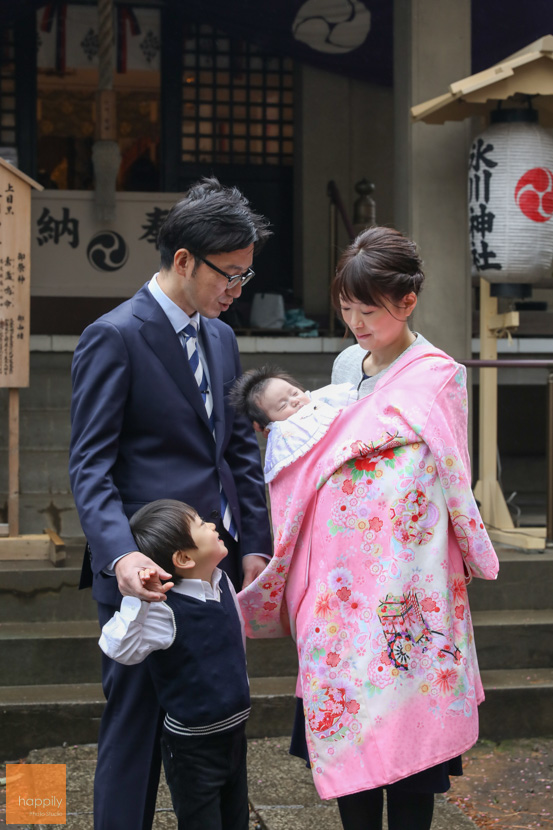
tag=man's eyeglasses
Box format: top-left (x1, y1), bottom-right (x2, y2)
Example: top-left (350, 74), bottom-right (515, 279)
top-left (195, 255), bottom-right (255, 290)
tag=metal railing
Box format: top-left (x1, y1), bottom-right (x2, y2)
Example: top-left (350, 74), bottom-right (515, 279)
top-left (462, 358), bottom-right (553, 547)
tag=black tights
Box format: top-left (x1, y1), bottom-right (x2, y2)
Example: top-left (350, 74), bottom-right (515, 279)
top-left (337, 788), bottom-right (434, 830)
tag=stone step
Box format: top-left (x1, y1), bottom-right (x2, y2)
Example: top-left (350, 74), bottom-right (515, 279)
top-left (0, 683), bottom-right (105, 761)
top-left (0, 556), bottom-right (96, 624)
top-left (247, 637), bottom-right (298, 677)
top-left (0, 544), bottom-right (553, 622)
top-left (479, 668), bottom-right (553, 740)
top-left (472, 608), bottom-right (553, 669)
top-left (0, 618), bottom-right (298, 685)
top-left (0, 677), bottom-right (297, 761)
top-left (6, 604), bottom-right (553, 686)
top-left (0, 620), bottom-right (103, 685)
top-left (467, 547), bottom-right (553, 611)
top-left (2, 544), bottom-right (552, 621)
top-left (2, 670), bottom-right (552, 761)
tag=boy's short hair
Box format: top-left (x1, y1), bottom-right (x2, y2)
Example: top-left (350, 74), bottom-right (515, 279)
top-left (229, 365), bottom-right (304, 430)
top-left (130, 499), bottom-right (198, 582)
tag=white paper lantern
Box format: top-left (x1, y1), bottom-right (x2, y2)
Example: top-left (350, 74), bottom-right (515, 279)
top-left (468, 111), bottom-right (553, 294)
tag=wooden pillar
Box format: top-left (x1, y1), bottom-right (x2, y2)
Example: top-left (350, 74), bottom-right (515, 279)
top-left (8, 388), bottom-right (19, 536)
top-left (473, 279), bottom-right (514, 529)
top-left (394, 0), bottom-right (472, 360)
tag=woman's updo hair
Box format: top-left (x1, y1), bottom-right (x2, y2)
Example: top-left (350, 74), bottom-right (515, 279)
top-left (331, 226), bottom-right (425, 311)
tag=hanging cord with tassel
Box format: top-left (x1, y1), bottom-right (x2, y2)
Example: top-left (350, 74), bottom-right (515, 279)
top-left (92, 0), bottom-right (121, 225)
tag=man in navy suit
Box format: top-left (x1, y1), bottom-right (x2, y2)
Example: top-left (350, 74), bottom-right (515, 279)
top-left (69, 177), bottom-right (273, 830)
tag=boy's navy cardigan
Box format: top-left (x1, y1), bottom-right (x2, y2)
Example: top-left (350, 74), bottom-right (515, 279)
top-left (148, 573), bottom-right (251, 736)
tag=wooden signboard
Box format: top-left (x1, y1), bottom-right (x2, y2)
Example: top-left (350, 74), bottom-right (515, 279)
top-left (0, 158), bottom-right (35, 388)
top-left (0, 159), bottom-right (64, 563)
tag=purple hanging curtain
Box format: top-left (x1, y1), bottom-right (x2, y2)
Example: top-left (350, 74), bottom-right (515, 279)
top-left (1, 0), bottom-right (552, 86)
top-left (170, 0), bottom-right (393, 86)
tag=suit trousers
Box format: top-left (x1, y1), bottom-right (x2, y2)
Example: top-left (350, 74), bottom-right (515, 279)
top-left (93, 541), bottom-right (243, 830)
top-left (95, 601), bottom-right (164, 830)
top-left (161, 725), bottom-right (249, 830)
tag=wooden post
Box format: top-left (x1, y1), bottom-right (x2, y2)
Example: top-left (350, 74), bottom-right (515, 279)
top-left (473, 279), bottom-right (545, 549)
top-left (547, 371), bottom-right (553, 548)
top-left (473, 279), bottom-right (514, 529)
top-left (8, 388), bottom-right (19, 536)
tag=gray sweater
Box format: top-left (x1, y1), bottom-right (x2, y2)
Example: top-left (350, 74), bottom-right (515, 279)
top-left (331, 332), bottom-right (431, 398)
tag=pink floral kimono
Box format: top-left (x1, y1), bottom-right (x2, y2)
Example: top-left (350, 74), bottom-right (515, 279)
top-left (238, 344), bottom-right (499, 800)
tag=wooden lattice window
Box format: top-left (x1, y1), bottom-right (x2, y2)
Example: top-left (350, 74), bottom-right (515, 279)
top-left (0, 27), bottom-right (16, 151)
top-left (182, 24), bottom-right (293, 167)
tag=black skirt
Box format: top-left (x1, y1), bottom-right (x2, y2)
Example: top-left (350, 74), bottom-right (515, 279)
top-left (289, 697), bottom-right (462, 794)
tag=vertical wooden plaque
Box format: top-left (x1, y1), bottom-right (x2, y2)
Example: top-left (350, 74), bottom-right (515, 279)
top-left (0, 159), bottom-right (64, 563)
top-left (0, 158), bottom-right (41, 388)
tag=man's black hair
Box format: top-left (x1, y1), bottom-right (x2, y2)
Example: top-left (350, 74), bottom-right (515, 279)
top-left (229, 365), bottom-right (304, 430)
top-left (157, 176), bottom-right (272, 270)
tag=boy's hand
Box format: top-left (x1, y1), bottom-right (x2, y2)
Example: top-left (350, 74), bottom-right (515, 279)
top-left (114, 551), bottom-right (173, 601)
top-left (138, 568), bottom-right (174, 595)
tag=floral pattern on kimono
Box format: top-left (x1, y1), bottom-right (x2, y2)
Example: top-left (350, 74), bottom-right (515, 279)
top-left (238, 344), bottom-right (499, 800)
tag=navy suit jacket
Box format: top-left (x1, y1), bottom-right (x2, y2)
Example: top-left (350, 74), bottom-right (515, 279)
top-left (69, 283), bottom-right (272, 606)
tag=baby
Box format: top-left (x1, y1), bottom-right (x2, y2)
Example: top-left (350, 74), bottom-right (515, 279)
top-left (230, 365), bottom-right (356, 482)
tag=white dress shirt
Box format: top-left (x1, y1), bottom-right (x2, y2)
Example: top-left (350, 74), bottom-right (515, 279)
top-left (148, 272), bottom-right (212, 385)
top-left (99, 568), bottom-right (246, 665)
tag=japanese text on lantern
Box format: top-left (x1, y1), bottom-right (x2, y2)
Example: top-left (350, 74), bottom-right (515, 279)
top-left (0, 163), bottom-right (31, 388)
top-left (469, 137), bottom-right (502, 273)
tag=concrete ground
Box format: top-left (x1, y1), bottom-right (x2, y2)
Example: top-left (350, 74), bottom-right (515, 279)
top-left (4, 736), bottom-right (552, 830)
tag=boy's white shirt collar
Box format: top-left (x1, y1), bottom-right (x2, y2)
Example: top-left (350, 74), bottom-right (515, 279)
top-left (171, 567), bottom-right (223, 602)
top-left (117, 568), bottom-right (223, 618)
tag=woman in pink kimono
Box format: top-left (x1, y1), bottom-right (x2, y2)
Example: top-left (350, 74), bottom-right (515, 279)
top-left (238, 227), bottom-right (499, 830)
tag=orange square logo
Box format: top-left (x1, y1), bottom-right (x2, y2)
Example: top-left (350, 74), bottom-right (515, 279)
top-left (6, 763), bottom-right (66, 824)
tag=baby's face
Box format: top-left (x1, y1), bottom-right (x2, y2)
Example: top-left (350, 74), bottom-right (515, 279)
top-left (260, 378), bottom-right (311, 422)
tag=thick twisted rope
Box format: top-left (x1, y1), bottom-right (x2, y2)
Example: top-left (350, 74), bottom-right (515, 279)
top-left (97, 0), bottom-right (114, 91)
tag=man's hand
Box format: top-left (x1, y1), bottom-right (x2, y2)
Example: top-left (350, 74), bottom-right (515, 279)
top-left (114, 551), bottom-right (173, 602)
top-left (241, 554), bottom-right (268, 589)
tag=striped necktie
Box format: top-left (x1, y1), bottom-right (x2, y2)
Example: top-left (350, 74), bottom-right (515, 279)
top-left (181, 322), bottom-right (238, 540)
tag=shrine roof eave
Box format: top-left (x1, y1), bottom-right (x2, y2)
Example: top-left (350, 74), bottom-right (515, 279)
top-left (412, 36), bottom-right (553, 124)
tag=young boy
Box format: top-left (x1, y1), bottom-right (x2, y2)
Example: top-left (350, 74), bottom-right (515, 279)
top-left (230, 365), bottom-right (357, 482)
top-left (99, 499), bottom-right (250, 830)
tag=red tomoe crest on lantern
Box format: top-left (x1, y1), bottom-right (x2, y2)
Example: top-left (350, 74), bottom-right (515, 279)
top-left (514, 167), bottom-right (553, 223)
